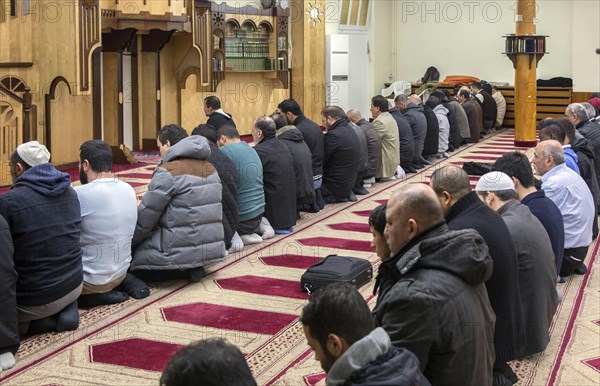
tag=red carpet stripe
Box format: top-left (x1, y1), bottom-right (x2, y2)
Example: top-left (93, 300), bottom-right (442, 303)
top-left (374, 199), bottom-right (387, 204)
top-left (89, 338), bottom-right (181, 372)
top-left (352, 210), bottom-right (373, 217)
top-left (471, 150), bottom-right (512, 155)
top-left (215, 275), bottom-right (308, 299)
top-left (259, 254), bottom-right (322, 269)
top-left (161, 302), bottom-right (298, 334)
top-left (478, 146), bottom-right (528, 151)
top-left (327, 222), bottom-right (372, 233)
top-left (126, 182), bottom-right (147, 188)
top-left (119, 173), bottom-right (154, 179)
top-left (460, 156), bottom-right (499, 161)
top-left (297, 237), bottom-right (373, 252)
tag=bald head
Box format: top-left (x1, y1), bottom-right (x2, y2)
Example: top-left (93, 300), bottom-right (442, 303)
top-left (385, 184), bottom-right (444, 255)
top-left (346, 109), bottom-right (362, 124)
top-left (532, 139), bottom-right (565, 176)
top-left (408, 94), bottom-right (421, 105)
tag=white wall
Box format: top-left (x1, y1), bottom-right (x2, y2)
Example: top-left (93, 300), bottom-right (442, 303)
top-left (572, 0), bottom-right (600, 92)
top-left (392, 0), bottom-right (575, 85)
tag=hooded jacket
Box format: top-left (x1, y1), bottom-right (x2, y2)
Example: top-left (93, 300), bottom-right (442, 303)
top-left (373, 223), bottom-right (495, 386)
top-left (0, 163), bottom-right (83, 306)
top-left (422, 105), bottom-right (440, 157)
top-left (0, 214), bottom-right (18, 355)
top-left (254, 135), bottom-right (298, 230)
top-left (448, 99), bottom-right (471, 140)
top-left (131, 135), bottom-right (225, 270)
top-left (356, 118), bottom-right (382, 178)
top-left (576, 119), bottom-right (600, 204)
top-left (402, 103), bottom-right (428, 158)
top-left (277, 125), bottom-right (315, 206)
top-left (326, 327), bottom-right (431, 386)
top-left (433, 104), bottom-right (450, 153)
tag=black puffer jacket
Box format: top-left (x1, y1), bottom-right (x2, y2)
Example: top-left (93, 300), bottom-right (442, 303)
top-left (357, 118), bottom-right (382, 179)
top-left (373, 222), bottom-right (495, 386)
top-left (402, 103), bottom-right (428, 158)
top-left (277, 126), bottom-right (315, 206)
top-left (294, 115), bottom-right (324, 178)
top-left (422, 105), bottom-right (440, 156)
top-left (577, 119), bottom-right (600, 200)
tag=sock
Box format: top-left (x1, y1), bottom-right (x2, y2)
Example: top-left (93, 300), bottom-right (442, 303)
top-left (78, 291), bottom-right (129, 307)
top-left (55, 301), bottom-right (79, 332)
top-left (0, 352), bottom-right (16, 370)
top-left (118, 273), bottom-right (150, 299)
top-left (188, 267), bottom-right (206, 283)
top-left (26, 315), bottom-right (58, 335)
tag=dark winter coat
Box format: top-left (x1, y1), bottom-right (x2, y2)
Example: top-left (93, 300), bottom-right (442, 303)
top-left (373, 222), bottom-right (495, 386)
top-left (293, 115), bottom-right (324, 178)
top-left (390, 107), bottom-right (416, 169)
top-left (0, 215), bottom-right (18, 355)
top-left (576, 120), bottom-right (600, 207)
top-left (206, 111), bottom-right (236, 130)
top-left (443, 101), bottom-right (462, 150)
top-left (0, 164), bottom-right (82, 306)
top-left (571, 135), bottom-right (600, 211)
top-left (323, 118), bottom-right (361, 199)
top-left (498, 200), bottom-right (559, 357)
top-left (446, 191), bottom-right (526, 362)
top-left (522, 189), bottom-right (565, 275)
top-left (277, 126), bottom-right (315, 206)
top-left (349, 122), bottom-right (369, 177)
top-left (461, 98), bottom-right (483, 142)
top-left (206, 142), bottom-right (239, 250)
top-left (402, 103), bottom-right (428, 158)
top-left (476, 90), bottom-right (497, 123)
top-left (357, 118), bottom-right (382, 179)
top-left (254, 135), bottom-right (298, 229)
top-left (448, 99), bottom-right (471, 140)
top-left (422, 105), bottom-right (440, 157)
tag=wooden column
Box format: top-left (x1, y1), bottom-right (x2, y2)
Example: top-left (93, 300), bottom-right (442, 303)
top-left (514, 0), bottom-right (538, 147)
top-left (290, 0), bottom-right (326, 123)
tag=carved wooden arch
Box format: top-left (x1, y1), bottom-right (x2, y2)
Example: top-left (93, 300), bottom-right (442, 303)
top-left (45, 76), bottom-right (73, 152)
top-left (0, 76), bottom-right (28, 93)
top-left (177, 66), bottom-right (202, 125)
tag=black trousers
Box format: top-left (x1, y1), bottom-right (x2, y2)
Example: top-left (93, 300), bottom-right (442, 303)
top-left (561, 246), bottom-right (589, 276)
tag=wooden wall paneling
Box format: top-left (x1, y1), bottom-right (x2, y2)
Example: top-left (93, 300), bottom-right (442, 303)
top-left (572, 92), bottom-right (594, 103)
top-left (140, 51), bottom-right (157, 147)
top-left (0, 99), bottom-right (21, 185)
top-left (102, 52), bottom-right (119, 145)
top-left (180, 73), bottom-right (202, 132)
top-left (290, 0), bottom-right (326, 123)
top-left (92, 48), bottom-right (102, 139)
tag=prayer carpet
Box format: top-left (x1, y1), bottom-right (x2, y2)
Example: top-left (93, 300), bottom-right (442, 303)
top-left (1, 130), bottom-right (598, 386)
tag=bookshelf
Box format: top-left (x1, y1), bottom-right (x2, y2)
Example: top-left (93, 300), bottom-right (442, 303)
top-left (503, 34), bottom-right (548, 69)
top-left (207, 4), bottom-right (290, 91)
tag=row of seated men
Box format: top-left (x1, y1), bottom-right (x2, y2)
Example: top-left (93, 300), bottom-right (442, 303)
top-left (161, 126), bottom-right (597, 386)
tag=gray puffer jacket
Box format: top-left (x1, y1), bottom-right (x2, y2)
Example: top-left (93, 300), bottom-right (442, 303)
top-left (131, 135), bottom-right (225, 270)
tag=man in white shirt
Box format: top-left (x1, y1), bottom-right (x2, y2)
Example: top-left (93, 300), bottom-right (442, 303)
top-left (532, 140), bottom-right (595, 276)
top-left (75, 140), bottom-right (149, 306)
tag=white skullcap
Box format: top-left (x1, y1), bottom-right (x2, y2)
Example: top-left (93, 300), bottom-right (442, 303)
top-left (16, 141), bottom-right (50, 167)
top-left (475, 171), bottom-right (514, 192)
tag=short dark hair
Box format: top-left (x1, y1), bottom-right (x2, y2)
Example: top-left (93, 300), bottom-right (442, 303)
top-left (555, 118), bottom-right (576, 142)
top-left (471, 82), bottom-right (482, 90)
top-left (158, 124), bottom-right (188, 146)
top-left (368, 204), bottom-right (387, 235)
top-left (539, 124), bottom-right (566, 143)
top-left (218, 125), bottom-right (240, 139)
top-left (477, 189), bottom-right (517, 202)
top-left (204, 96), bottom-right (221, 110)
top-left (80, 140), bottom-right (112, 173)
top-left (270, 112), bottom-right (288, 130)
top-left (160, 338), bottom-right (257, 386)
top-left (371, 95), bottom-right (389, 112)
top-left (430, 165), bottom-right (471, 199)
top-left (300, 283), bottom-right (374, 351)
top-left (192, 124), bottom-right (218, 144)
top-left (492, 151), bottom-right (535, 188)
top-left (321, 106), bottom-right (346, 121)
top-left (458, 89), bottom-right (471, 99)
top-left (431, 90), bottom-right (448, 101)
top-left (278, 99), bottom-right (303, 116)
top-left (425, 95), bottom-right (442, 109)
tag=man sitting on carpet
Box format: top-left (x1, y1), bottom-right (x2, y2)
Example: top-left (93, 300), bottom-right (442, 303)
top-left (374, 184), bottom-right (495, 385)
top-left (131, 125), bottom-right (226, 282)
top-left (301, 283), bottom-right (430, 386)
top-left (475, 171), bottom-right (559, 359)
top-left (431, 165), bottom-right (526, 386)
top-left (0, 141), bottom-right (83, 335)
top-left (161, 337), bottom-right (257, 386)
top-left (218, 125), bottom-right (275, 244)
top-left (321, 106), bottom-right (361, 203)
top-left (204, 96), bottom-right (236, 130)
top-left (252, 116), bottom-right (297, 233)
top-left (192, 124), bottom-right (241, 253)
top-left (75, 140), bottom-right (149, 307)
top-left (532, 140), bottom-right (595, 277)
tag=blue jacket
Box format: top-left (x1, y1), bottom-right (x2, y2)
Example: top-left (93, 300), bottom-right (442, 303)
top-left (563, 146), bottom-right (580, 174)
top-left (0, 164), bottom-right (82, 306)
